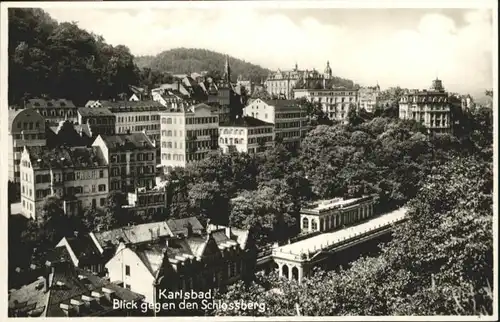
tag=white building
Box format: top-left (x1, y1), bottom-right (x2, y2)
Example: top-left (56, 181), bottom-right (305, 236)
top-left (293, 87), bottom-right (359, 124)
top-left (243, 99), bottom-right (308, 151)
top-left (159, 103), bottom-right (219, 169)
top-left (218, 116), bottom-right (274, 154)
top-left (19, 146), bottom-right (109, 219)
top-left (358, 85), bottom-right (381, 113)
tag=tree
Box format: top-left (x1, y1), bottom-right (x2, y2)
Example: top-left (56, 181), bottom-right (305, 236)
top-left (188, 181), bottom-right (230, 225)
top-left (105, 191), bottom-right (128, 227)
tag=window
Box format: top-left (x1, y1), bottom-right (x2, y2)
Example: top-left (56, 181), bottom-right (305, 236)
top-left (100, 198), bottom-right (105, 207)
top-left (99, 170), bottom-right (104, 178)
top-left (125, 265), bottom-right (130, 276)
top-left (311, 219), bottom-right (318, 231)
top-left (125, 284), bottom-right (131, 290)
top-left (98, 184), bottom-right (106, 192)
top-left (302, 217), bottom-right (309, 229)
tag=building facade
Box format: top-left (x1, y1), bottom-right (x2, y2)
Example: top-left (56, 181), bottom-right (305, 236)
top-left (218, 116), bottom-right (274, 154)
top-left (300, 195), bottom-right (376, 233)
top-left (77, 107), bottom-right (116, 137)
top-left (293, 86), bottom-right (359, 124)
top-left (398, 79), bottom-right (452, 134)
top-left (123, 184), bottom-right (168, 220)
top-left (19, 146), bottom-right (109, 219)
top-left (105, 222), bottom-right (255, 308)
top-left (243, 99), bottom-right (308, 151)
top-left (92, 133), bottom-right (157, 193)
top-left (358, 85), bottom-right (381, 113)
top-left (264, 62), bottom-right (334, 99)
top-left (25, 99), bottom-right (78, 125)
top-left (8, 108), bottom-right (47, 184)
top-left (159, 103), bottom-right (219, 169)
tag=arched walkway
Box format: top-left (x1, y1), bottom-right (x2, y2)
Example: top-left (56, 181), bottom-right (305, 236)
top-left (282, 264), bottom-right (289, 279)
top-left (292, 267), bottom-right (299, 281)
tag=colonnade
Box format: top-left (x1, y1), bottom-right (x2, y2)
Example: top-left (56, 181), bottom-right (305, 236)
top-left (301, 203), bottom-right (374, 233)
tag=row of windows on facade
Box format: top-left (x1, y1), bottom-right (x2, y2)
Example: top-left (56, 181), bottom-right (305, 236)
top-left (117, 125), bottom-right (159, 133)
top-left (31, 170), bottom-right (106, 183)
top-left (249, 112), bottom-right (269, 119)
top-left (220, 128), bottom-right (273, 135)
top-left (110, 178), bottom-right (154, 190)
top-left (309, 91), bottom-right (357, 96)
top-left (15, 121), bottom-right (42, 131)
top-left (136, 194), bottom-right (166, 206)
top-left (161, 152), bottom-right (210, 162)
top-left (161, 116), bottom-right (218, 125)
top-left (110, 153), bottom-right (156, 163)
top-left (328, 113), bottom-right (346, 119)
top-left (275, 112), bottom-right (304, 119)
top-left (219, 136), bottom-right (272, 145)
top-left (13, 134), bottom-right (45, 141)
top-left (161, 128), bottom-right (218, 138)
top-left (27, 183), bottom-right (107, 200)
top-left (316, 97), bottom-right (356, 103)
top-left (36, 109), bottom-right (76, 117)
top-left (275, 121), bottom-right (302, 129)
top-left (326, 105), bottom-right (350, 112)
top-left (406, 105), bottom-right (451, 111)
top-left (123, 259), bottom-right (243, 285)
top-left (85, 117), bottom-right (115, 125)
top-left (117, 115), bottom-right (160, 123)
top-left (276, 131), bottom-right (301, 139)
top-left (302, 209), bottom-right (368, 231)
top-left (401, 96), bottom-right (448, 103)
top-left (110, 165), bottom-right (156, 176)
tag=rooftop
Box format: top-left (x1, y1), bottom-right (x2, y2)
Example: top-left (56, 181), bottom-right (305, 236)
top-left (220, 116), bottom-right (273, 128)
top-left (8, 262), bottom-right (144, 317)
top-left (77, 107), bottom-right (114, 117)
top-left (259, 99), bottom-right (304, 112)
top-left (25, 146), bottom-right (107, 170)
top-left (99, 100), bottom-right (166, 112)
top-left (273, 207), bottom-right (408, 259)
top-left (26, 99), bottom-right (76, 109)
top-left (302, 195), bottom-right (375, 214)
top-left (98, 133), bottom-right (155, 151)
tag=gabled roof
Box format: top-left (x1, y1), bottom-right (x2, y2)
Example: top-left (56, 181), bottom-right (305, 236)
top-left (92, 221), bottom-right (171, 248)
top-left (220, 116), bottom-right (273, 128)
top-left (165, 217), bottom-right (204, 237)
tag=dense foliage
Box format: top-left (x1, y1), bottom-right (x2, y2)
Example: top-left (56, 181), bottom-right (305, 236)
top-left (134, 48), bottom-right (271, 84)
top-left (8, 8), bottom-right (140, 106)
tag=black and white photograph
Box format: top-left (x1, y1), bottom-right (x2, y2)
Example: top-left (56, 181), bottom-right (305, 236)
top-left (1, 0), bottom-right (497, 319)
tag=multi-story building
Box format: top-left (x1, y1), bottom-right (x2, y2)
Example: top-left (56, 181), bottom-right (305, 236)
top-left (77, 107), bottom-right (116, 137)
top-left (264, 62), bottom-right (332, 99)
top-left (293, 86), bottom-right (359, 124)
top-left (300, 195), bottom-right (376, 233)
top-left (19, 145), bottom-right (109, 219)
top-left (101, 101), bottom-right (166, 164)
top-left (159, 103), bottom-right (219, 169)
top-left (358, 85), bottom-right (381, 113)
top-left (92, 133), bottom-right (157, 193)
top-left (123, 183), bottom-right (169, 219)
top-left (243, 99), bottom-right (308, 151)
top-left (105, 220), bottom-right (255, 308)
top-left (25, 99), bottom-right (78, 125)
top-left (8, 108), bottom-right (47, 184)
top-left (8, 258), bottom-right (145, 317)
top-left (398, 78), bottom-right (452, 134)
top-left (218, 116), bottom-right (274, 154)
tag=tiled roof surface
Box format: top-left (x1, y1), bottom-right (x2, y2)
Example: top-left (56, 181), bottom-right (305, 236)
top-left (26, 146), bottom-right (107, 170)
top-left (77, 107), bottom-right (114, 117)
top-left (9, 264), bottom-right (144, 317)
top-left (220, 116), bottom-right (273, 128)
top-left (165, 217), bottom-right (204, 236)
top-left (93, 221), bottom-right (171, 248)
top-left (99, 133), bottom-right (155, 150)
top-left (99, 100), bottom-right (165, 111)
top-left (26, 99), bottom-right (76, 109)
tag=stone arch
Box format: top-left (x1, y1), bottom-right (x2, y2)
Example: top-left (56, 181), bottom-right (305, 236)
top-left (282, 264), bottom-right (289, 279)
top-left (311, 219), bottom-right (318, 231)
top-left (292, 266), bottom-right (299, 281)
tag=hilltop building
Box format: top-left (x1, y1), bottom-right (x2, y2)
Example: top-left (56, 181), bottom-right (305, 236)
top-left (398, 78), bottom-right (452, 134)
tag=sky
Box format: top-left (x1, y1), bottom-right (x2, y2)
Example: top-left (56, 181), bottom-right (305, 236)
top-left (42, 4), bottom-right (495, 94)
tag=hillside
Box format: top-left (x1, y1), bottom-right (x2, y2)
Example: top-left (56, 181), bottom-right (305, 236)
top-left (134, 48), bottom-right (271, 83)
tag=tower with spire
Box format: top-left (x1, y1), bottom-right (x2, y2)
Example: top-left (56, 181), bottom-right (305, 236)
top-left (222, 54), bottom-right (231, 86)
top-left (324, 61), bottom-right (332, 79)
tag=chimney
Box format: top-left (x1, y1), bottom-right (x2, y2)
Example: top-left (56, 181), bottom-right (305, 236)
top-left (225, 226), bottom-right (232, 239)
top-left (91, 291), bottom-right (104, 303)
top-left (70, 299), bottom-right (84, 315)
top-left (102, 287), bottom-right (116, 302)
top-left (59, 303), bottom-right (72, 317)
top-left (185, 222), bottom-right (193, 237)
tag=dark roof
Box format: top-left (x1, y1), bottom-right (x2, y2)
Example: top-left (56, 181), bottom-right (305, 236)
top-left (260, 99), bottom-right (303, 111)
top-left (26, 146), bottom-right (107, 170)
top-left (92, 221), bottom-right (171, 247)
top-left (77, 107), bottom-right (114, 117)
top-left (8, 264), bottom-right (144, 317)
top-left (98, 133), bottom-right (155, 151)
top-left (165, 217), bottom-right (204, 237)
top-left (26, 99), bottom-right (76, 109)
top-left (64, 235), bottom-right (102, 263)
top-left (220, 116), bottom-right (273, 128)
top-left (99, 100), bottom-right (165, 112)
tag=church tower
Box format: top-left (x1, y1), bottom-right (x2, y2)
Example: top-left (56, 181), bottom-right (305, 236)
top-left (324, 61), bottom-right (332, 79)
top-left (222, 55), bottom-right (231, 86)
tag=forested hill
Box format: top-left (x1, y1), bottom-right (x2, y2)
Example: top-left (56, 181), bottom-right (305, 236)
top-left (134, 48), bottom-right (271, 83)
top-left (8, 8), bottom-right (141, 107)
